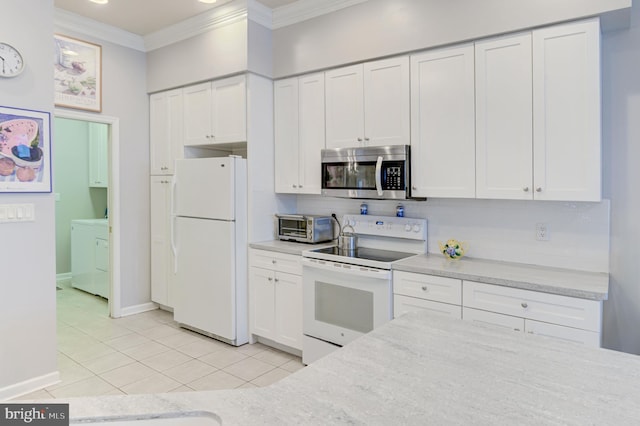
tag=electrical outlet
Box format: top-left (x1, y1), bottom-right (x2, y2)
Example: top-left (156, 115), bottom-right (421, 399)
top-left (536, 223), bottom-right (549, 241)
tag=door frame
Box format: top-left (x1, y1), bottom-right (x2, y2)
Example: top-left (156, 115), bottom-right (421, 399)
top-left (54, 108), bottom-right (122, 318)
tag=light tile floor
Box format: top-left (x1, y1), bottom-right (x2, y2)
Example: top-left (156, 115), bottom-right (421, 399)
top-left (12, 281), bottom-right (303, 400)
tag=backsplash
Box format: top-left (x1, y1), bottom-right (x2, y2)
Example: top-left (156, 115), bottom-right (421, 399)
top-left (296, 196), bottom-right (610, 273)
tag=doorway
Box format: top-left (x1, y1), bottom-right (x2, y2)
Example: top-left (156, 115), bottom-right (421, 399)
top-left (54, 109), bottom-right (121, 317)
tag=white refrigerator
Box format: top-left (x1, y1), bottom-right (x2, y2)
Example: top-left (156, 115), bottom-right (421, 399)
top-left (172, 156), bottom-right (248, 346)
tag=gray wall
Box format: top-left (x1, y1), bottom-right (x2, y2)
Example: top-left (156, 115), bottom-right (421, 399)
top-left (273, 0), bottom-right (630, 77)
top-left (602, 3), bottom-right (640, 354)
top-left (0, 0), bottom-right (57, 396)
top-left (53, 27), bottom-right (151, 310)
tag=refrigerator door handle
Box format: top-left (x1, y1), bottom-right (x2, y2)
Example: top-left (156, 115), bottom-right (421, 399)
top-left (171, 176), bottom-right (178, 273)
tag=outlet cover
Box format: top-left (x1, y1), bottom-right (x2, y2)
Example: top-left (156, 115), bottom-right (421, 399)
top-left (536, 223), bottom-right (549, 241)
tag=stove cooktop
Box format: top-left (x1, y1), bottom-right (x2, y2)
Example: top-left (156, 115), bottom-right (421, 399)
top-left (304, 246), bottom-right (416, 269)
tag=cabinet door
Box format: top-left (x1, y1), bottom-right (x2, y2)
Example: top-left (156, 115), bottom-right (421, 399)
top-left (183, 82), bottom-right (213, 146)
top-left (298, 73), bottom-right (325, 194)
top-left (410, 45), bottom-right (475, 198)
top-left (250, 267), bottom-right (276, 340)
top-left (211, 75), bottom-right (246, 143)
top-left (274, 271), bottom-right (303, 350)
top-left (533, 19), bottom-right (601, 201)
top-left (525, 319), bottom-right (601, 347)
top-left (274, 78), bottom-right (300, 194)
top-left (88, 122), bottom-right (108, 188)
top-left (363, 57), bottom-right (410, 147)
top-left (150, 89), bottom-right (183, 175)
top-left (150, 176), bottom-right (173, 307)
top-left (325, 64), bottom-right (365, 148)
top-left (394, 295), bottom-right (462, 319)
top-left (475, 33), bottom-right (533, 200)
top-left (463, 307), bottom-right (525, 332)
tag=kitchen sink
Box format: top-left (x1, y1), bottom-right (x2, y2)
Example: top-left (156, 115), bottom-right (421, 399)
top-left (70, 412), bottom-right (221, 425)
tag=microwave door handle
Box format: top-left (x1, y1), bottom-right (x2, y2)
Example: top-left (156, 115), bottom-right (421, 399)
top-left (375, 156), bottom-right (383, 196)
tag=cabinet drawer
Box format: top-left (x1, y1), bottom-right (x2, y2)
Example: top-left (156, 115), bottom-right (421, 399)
top-left (394, 295), bottom-right (461, 319)
top-left (463, 281), bottom-right (601, 332)
top-left (463, 307), bottom-right (525, 332)
top-left (249, 249), bottom-right (302, 275)
top-left (525, 320), bottom-right (601, 348)
top-left (393, 271), bottom-right (462, 305)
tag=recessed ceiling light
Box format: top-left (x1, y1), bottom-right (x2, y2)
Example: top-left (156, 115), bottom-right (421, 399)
top-left (89, 0), bottom-right (109, 4)
top-left (198, 0), bottom-right (217, 4)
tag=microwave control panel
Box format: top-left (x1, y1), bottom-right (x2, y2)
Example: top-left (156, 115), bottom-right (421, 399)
top-left (382, 162), bottom-right (405, 190)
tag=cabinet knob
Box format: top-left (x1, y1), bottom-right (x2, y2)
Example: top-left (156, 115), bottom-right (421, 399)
top-left (272, 260), bottom-right (276, 264)
top-left (274, 278), bottom-right (279, 283)
top-left (364, 137), bottom-right (370, 141)
top-left (521, 302), bottom-right (528, 308)
top-left (514, 328), bottom-right (521, 332)
top-left (523, 186), bottom-right (529, 192)
top-left (298, 185), bottom-right (303, 188)
top-left (268, 277), bottom-right (273, 281)
top-left (357, 137), bottom-right (363, 142)
top-left (535, 187), bottom-right (542, 193)
top-left (292, 184), bottom-right (297, 188)
top-left (412, 186), bottom-right (417, 191)
top-left (421, 285), bottom-right (428, 292)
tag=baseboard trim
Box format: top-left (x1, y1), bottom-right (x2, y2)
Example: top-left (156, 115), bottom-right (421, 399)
top-left (56, 272), bottom-right (72, 283)
top-left (118, 302), bottom-right (158, 317)
top-left (0, 371), bottom-right (60, 402)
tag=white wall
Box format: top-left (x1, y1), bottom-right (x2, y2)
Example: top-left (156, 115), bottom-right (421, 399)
top-left (272, 0), bottom-right (630, 78)
top-left (53, 27), bottom-right (150, 311)
top-left (601, 3), bottom-right (640, 354)
top-left (0, 0), bottom-right (58, 399)
top-left (146, 19), bottom-right (248, 93)
top-left (297, 197), bottom-right (610, 273)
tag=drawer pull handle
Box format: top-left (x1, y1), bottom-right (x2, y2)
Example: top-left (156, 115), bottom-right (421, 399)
top-left (421, 285), bottom-right (428, 292)
top-left (521, 302), bottom-right (528, 308)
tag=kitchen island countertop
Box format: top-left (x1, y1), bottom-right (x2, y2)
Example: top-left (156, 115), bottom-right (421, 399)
top-left (62, 310), bottom-right (638, 425)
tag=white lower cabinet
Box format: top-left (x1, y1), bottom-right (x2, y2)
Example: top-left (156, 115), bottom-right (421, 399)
top-left (150, 176), bottom-right (175, 308)
top-left (463, 280), bottom-right (602, 347)
top-left (393, 271), bottom-right (462, 319)
top-left (249, 249), bottom-right (303, 351)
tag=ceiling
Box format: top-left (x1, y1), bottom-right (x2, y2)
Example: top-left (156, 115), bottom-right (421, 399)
top-left (54, 0), bottom-right (299, 35)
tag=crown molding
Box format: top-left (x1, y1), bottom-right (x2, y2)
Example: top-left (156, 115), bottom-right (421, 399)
top-left (247, 0), bottom-right (274, 28)
top-left (54, 8), bottom-right (146, 52)
top-left (272, 0), bottom-right (368, 29)
top-left (144, 1), bottom-right (249, 52)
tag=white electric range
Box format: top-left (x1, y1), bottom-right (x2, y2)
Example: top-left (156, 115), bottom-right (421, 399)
top-left (301, 214), bottom-right (427, 364)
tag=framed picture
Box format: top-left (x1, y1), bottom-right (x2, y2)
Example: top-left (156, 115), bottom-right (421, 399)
top-left (54, 34), bottom-right (102, 113)
top-left (0, 106), bottom-right (52, 193)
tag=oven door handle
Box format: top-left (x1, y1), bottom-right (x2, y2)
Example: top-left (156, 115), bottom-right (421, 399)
top-left (301, 257), bottom-right (391, 280)
top-left (375, 156), bottom-right (384, 196)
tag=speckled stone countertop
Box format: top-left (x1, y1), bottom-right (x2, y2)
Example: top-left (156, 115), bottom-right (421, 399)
top-left (393, 254), bottom-right (609, 300)
top-left (249, 240), bottom-right (335, 256)
top-left (64, 311), bottom-right (639, 425)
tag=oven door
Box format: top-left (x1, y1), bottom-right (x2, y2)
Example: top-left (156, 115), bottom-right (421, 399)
top-left (301, 257), bottom-right (393, 347)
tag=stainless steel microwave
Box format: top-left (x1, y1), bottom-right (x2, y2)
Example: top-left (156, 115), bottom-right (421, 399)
top-left (276, 214), bottom-right (334, 243)
top-left (321, 145), bottom-right (419, 200)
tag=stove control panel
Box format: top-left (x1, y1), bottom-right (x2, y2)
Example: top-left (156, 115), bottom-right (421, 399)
top-left (342, 215), bottom-right (427, 241)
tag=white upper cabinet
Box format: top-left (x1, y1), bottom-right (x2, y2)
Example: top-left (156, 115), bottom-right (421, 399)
top-left (88, 122), bottom-right (108, 188)
top-left (325, 57), bottom-right (410, 149)
top-left (532, 18), bottom-right (601, 202)
top-left (274, 73), bottom-right (325, 194)
top-left (150, 88), bottom-right (183, 175)
top-left (410, 44), bottom-right (476, 198)
top-left (183, 75), bottom-right (246, 146)
top-left (475, 33), bottom-right (533, 199)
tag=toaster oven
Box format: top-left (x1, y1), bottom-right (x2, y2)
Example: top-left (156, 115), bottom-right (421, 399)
top-left (276, 214), bottom-right (334, 243)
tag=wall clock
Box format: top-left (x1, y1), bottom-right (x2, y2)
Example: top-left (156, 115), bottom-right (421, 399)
top-left (0, 42), bottom-right (25, 78)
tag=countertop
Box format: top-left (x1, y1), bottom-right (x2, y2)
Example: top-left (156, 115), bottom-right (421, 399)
top-left (64, 311), bottom-right (640, 425)
top-left (393, 254), bottom-right (609, 300)
top-left (71, 218), bottom-right (108, 226)
top-left (249, 239), bottom-right (335, 256)
top-left (249, 241), bottom-right (608, 301)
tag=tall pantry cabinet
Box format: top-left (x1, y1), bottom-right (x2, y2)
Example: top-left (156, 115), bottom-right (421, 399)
top-left (149, 88), bottom-right (184, 308)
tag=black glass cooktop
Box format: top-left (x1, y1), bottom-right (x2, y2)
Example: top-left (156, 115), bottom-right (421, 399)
top-left (310, 246), bottom-right (415, 263)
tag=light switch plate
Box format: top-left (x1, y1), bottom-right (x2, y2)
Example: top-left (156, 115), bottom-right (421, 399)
top-left (0, 204), bottom-right (35, 223)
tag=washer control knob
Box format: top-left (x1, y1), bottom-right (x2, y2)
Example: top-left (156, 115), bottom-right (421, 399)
top-left (413, 224), bottom-right (421, 233)
top-left (405, 224), bottom-right (412, 232)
